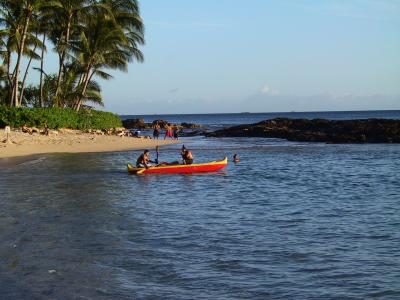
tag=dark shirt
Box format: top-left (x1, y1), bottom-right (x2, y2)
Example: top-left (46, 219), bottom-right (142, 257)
top-left (136, 153), bottom-right (149, 167)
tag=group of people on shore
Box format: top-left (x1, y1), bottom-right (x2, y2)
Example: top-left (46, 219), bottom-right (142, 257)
top-left (152, 122), bottom-right (180, 140)
top-left (136, 145), bottom-right (193, 168)
top-left (21, 123), bottom-right (49, 136)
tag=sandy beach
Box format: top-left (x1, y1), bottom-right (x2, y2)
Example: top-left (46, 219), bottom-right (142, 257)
top-left (0, 129), bottom-right (177, 159)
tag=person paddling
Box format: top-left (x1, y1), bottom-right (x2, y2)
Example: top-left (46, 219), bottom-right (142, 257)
top-left (136, 149), bottom-right (152, 168)
top-left (181, 145), bottom-right (193, 165)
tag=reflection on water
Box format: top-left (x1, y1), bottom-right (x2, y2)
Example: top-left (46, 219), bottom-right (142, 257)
top-left (1, 139), bottom-right (400, 299)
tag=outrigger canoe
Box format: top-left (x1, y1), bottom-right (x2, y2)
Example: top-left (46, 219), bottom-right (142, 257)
top-left (127, 157), bottom-right (228, 174)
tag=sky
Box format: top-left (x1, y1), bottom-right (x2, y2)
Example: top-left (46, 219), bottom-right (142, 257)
top-left (45, 0), bottom-right (400, 114)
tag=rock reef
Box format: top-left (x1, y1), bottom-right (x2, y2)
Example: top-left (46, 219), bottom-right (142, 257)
top-left (206, 118), bottom-right (400, 143)
top-left (122, 118), bottom-right (201, 130)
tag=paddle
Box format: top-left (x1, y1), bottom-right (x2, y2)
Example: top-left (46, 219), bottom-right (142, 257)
top-left (156, 145), bottom-right (160, 164)
top-left (136, 168), bottom-right (147, 174)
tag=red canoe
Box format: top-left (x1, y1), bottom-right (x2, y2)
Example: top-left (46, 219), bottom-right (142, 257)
top-left (127, 157), bottom-right (228, 174)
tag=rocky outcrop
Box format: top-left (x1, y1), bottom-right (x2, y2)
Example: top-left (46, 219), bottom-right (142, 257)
top-left (151, 119), bottom-right (168, 128)
top-left (206, 118), bottom-right (400, 143)
top-left (122, 118), bottom-right (147, 129)
top-left (122, 118), bottom-right (201, 130)
top-left (180, 122), bottom-right (201, 129)
top-left (179, 129), bottom-right (210, 137)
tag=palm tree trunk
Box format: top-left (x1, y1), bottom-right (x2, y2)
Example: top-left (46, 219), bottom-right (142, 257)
top-left (54, 16), bottom-right (72, 107)
top-left (39, 34), bottom-right (46, 107)
top-left (10, 63), bottom-right (17, 106)
top-left (75, 68), bottom-right (93, 111)
top-left (20, 38), bottom-right (39, 105)
top-left (6, 49), bottom-right (13, 106)
top-left (13, 12), bottom-right (31, 107)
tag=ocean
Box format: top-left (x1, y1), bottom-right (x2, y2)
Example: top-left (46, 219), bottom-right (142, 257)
top-left (1, 110), bottom-right (400, 299)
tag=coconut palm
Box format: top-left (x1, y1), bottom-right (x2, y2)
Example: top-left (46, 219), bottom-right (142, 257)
top-left (0, 0), bottom-right (58, 106)
top-left (67, 0), bottom-right (144, 110)
top-left (0, 0), bottom-right (145, 109)
top-left (69, 8), bottom-right (143, 110)
top-left (0, 1), bottom-right (22, 104)
top-left (9, 0), bottom-right (41, 107)
top-left (46, 0), bottom-right (92, 106)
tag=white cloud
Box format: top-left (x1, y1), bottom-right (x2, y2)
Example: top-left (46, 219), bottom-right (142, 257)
top-left (260, 84), bottom-right (279, 95)
top-left (260, 84), bottom-right (270, 94)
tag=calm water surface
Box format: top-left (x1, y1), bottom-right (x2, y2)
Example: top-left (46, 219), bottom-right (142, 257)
top-left (1, 111), bottom-right (400, 299)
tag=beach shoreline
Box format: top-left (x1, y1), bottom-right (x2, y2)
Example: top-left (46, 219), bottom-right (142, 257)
top-left (0, 129), bottom-right (178, 161)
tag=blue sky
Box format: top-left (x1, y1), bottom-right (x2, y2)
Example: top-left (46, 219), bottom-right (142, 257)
top-left (45, 0), bottom-right (400, 114)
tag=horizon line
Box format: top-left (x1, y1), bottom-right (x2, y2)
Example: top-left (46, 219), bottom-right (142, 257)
top-left (118, 108), bottom-right (400, 116)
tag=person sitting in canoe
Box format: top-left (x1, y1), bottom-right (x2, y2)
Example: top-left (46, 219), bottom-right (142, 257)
top-left (136, 149), bottom-right (152, 168)
top-left (181, 145), bottom-right (193, 165)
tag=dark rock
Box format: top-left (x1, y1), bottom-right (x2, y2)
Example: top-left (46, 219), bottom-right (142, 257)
top-left (206, 118), bottom-right (400, 143)
top-left (179, 129), bottom-right (209, 137)
top-left (123, 118), bottom-right (200, 130)
top-left (122, 118), bottom-right (148, 129)
top-left (180, 122), bottom-right (201, 129)
top-left (151, 119), bottom-right (169, 129)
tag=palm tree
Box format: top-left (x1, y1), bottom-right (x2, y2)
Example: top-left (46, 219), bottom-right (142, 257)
top-left (0, 0), bottom-right (54, 107)
top-left (11, 0), bottom-right (40, 107)
top-left (0, 0), bottom-right (145, 110)
top-left (69, 0), bottom-right (144, 110)
top-left (19, 31), bottom-right (43, 104)
top-left (0, 1), bottom-right (22, 105)
top-left (47, 0), bottom-right (92, 106)
top-left (100, 0), bottom-right (144, 62)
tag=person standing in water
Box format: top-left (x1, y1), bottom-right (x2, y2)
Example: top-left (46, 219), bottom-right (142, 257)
top-left (153, 122), bottom-right (160, 139)
top-left (164, 123), bottom-right (174, 140)
top-left (173, 126), bottom-right (180, 140)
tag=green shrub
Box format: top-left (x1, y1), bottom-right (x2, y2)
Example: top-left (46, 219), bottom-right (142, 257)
top-left (0, 106), bottom-right (122, 130)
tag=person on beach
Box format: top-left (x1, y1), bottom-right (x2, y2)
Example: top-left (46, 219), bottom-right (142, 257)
top-left (173, 126), bottom-right (180, 140)
top-left (133, 129), bottom-right (141, 137)
top-left (181, 145), bottom-right (193, 165)
top-left (4, 125), bottom-right (11, 144)
top-left (136, 149), bottom-right (152, 168)
top-left (21, 124), bottom-right (33, 134)
top-left (164, 123), bottom-right (173, 140)
top-left (43, 122), bottom-right (49, 136)
top-left (233, 154), bottom-right (239, 163)
top-left (153, 122), bottom-right (160, 139)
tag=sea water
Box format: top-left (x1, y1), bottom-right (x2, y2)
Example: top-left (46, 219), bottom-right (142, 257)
top-left (1, 111), bottom-right (400, 299)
